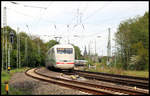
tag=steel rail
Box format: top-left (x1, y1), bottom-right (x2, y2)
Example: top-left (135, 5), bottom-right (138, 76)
top-left (25, 68), bottom-right (113, 95)
top-left (74, 70), bottom-right (149, 81)
top-left (73, 70), bottom-right (149, 89)
top-left (34, 68), bottom-right (148, 95)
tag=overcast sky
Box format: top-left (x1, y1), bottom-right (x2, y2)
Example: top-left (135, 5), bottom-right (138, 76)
top-left (1, 1), bottom-right (149, 56)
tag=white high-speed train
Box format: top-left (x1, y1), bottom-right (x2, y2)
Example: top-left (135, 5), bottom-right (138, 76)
top-left (45, 44), bottom-right (75, 70)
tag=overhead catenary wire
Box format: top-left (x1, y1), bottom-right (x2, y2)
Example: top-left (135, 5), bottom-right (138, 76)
top-left (8, 7), bottom-right (55, 25)
top-left (66, 8), bottom-right (86, 50)
top-left (49, 5), bottom-right (86, 36)
top-left (62, 5), bottom-right (88, 46)
top-left (66, 1), bottom-right (131, 45)
top-left (11, 1), bottom-right (56, 47)
top-left (23, 5), bottom-right (47, 9)
top-left (82, 2), bottom-right (140, 25)
top-left (10, 1), bottom-right (18, 5)
top-left (35, 2), bottom-right (53, 24)
top-left (9, 1), bottom-right (54, 34)
top-left (8, 1), bottom-right (81, 42)
top-left (31, 3), bottom-right (52, 27)
top-left (7, 5), bottom-right (55, 42)
top-left (11, 1), bottom-right (54, 27)
top-left (82, 2), bottom-right (112, 23)
top-left (10, 1), bottom-right (47, 9)
top-left (7, 2), bottom-right (105, 45)
top-left (7, 2), bottom-right (55, 24)
top-left (9, 2), bottom-right (107, 41)
top-left (8, 8), bottom-right (35, 18)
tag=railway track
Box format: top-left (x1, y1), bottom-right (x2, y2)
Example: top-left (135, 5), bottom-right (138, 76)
top-left (68, 70), bottom-right (149, 90)
top-left (25, 68), bottom-right (148, 95)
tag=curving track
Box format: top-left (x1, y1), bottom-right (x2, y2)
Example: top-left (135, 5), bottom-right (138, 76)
top-left (25, 68), bottom-right (148, 95)
top-left (70, 70), bottom-right (149, 89)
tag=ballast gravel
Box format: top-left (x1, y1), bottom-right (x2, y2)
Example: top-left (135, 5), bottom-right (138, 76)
top-left (9, 71), bottom-right (90, 95)
top-left (37, 67), bottom-right (149, 93)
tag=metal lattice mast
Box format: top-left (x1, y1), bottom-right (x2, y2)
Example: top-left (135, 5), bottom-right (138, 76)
top-left (95, 40), bottom-right (96, 55)
top-left (3, 7), bottom-right (8, 71)
top-left (25, 37), bottom-right (28, 67)
top-left (53, 24), bottom-right (62, 43)
top-left (38, 37), bottom-right (40, 55)
top-left (2, 7), bottom-right (7, 70)
top-left (75, 8), bottom-right (85, 48)
top-left (19, 31), bottom-right (21, 68)
top-left (8, 42), bottom-right (10, 71)
top-left (88, 41), bottom-right (91, 56)
top-left (6, 38), bottom-right (8, 71)
top-left (115, 40), bottom-right (117, 67)
top-left (67, 25), bottom-right (70, 44)
top-left (38, 37), bottom-right (40, 66)
top-left (2, 28), bottom-right (4, 70)
top-left (84, 45), bottom-right (87, 56)
top-left (17, 28), bottom-right (18, 69)
top-left (107, 28), bottom-right (111, 65)
top-left (17, 28), bottom-right (19, 69)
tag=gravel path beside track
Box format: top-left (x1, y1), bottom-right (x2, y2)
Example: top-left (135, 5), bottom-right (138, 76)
top-left (9, 71), bottom-right (89, 95)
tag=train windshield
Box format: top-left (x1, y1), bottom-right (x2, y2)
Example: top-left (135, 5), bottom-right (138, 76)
top-left (57, 48), bottom-right (73, 54)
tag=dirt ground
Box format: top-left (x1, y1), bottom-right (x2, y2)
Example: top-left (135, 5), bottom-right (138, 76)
top-left (9, 71), bottom-right (89, 95)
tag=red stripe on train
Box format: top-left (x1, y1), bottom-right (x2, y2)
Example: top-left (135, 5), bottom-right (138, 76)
top-left (56, 62), bottom-right (64, 64)
top-left (56, 62), bottom-right (74, 64)
top-left (66, 62), bottom-right (74, 64)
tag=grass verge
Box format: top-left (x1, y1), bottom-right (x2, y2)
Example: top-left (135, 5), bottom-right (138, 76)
top-left (85, 63), bottom-right (149, 78)
top-left (1, 67), bottom-right (30, 95)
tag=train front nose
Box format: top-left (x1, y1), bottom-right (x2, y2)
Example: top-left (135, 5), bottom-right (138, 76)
top-left (55, 60), bottom-right (74, 69)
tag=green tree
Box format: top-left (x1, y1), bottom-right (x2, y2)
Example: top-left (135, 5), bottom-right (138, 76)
top-left (115, 12), bottom-right (149, 70)
top-left (71, 44), bottom-right (83, 60)
top-left (45, 40), bottom-right (59, 51)
top-left (1, 26), bottom-right (49, 69)
top-left (1, 26), bottom-right (17, 70)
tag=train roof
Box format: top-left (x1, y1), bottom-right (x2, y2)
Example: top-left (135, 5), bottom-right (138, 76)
top-left (53, 44), bottom-right (74, 48)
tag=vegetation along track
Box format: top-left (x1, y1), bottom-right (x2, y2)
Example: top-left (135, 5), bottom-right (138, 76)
top-left (68, 70), bottom-right (149, 90)
top-left (25, 68), bottom-right (148, 95)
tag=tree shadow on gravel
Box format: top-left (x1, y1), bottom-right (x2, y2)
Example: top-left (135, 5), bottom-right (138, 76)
top-left (10, 80), bottom-right (40, 95)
